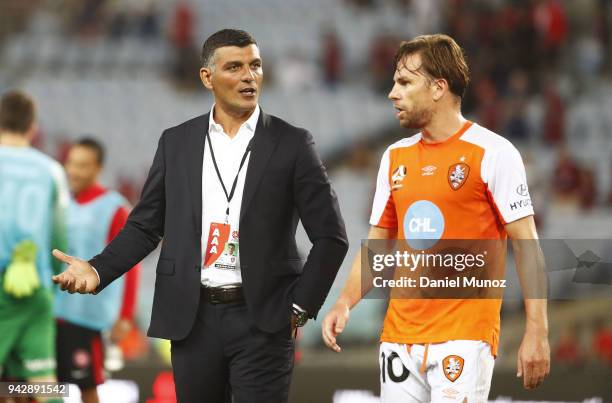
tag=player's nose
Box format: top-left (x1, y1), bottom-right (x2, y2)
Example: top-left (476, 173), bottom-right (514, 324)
top-left (388, 85), bottom-right (400, 101)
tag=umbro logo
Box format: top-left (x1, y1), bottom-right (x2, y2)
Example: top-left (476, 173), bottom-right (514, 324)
top-left (421, 165), bottom-right (437, 176)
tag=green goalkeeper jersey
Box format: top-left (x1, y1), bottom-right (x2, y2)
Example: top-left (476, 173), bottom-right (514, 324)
top-left (0, 145), bottom-right (69, 287)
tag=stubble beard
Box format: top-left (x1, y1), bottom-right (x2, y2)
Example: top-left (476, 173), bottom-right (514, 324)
top-left (400, 105), bottom-right (433, 130)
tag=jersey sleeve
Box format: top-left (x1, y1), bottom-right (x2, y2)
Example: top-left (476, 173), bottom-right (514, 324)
top-left (369, 147), bottom-right (398, 228)
top-left (485, 145), bottom-right (534, 224)
top-left (50, 162), bottom-right (70, 275)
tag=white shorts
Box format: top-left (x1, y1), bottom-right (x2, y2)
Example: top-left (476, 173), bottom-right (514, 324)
top-left (379, 340), bottom-right (494, 403)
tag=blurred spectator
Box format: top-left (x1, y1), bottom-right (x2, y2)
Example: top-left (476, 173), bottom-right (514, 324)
top-left (578, 167), bottom-right (597, 211)
top-left (591, 319), bottom-right (612, 365)
top-left (511, 5), bottom-right (539, 71)
top-left (104, 0), bottom-right (160, 41)
top-left (168, 0), bottom-right (199, 88)
top-left (169, 1), bottom-right (194, 50)
top-left (473, 76), bottom-right (502, 133)
top-left (446, 1), bottom-right (478, 56)
top-left (369, 34), bottom-right (399, 95)
top-left (502, 70), bottom-right (531, 140)
top-left (542, 79), bottom-right (565, 144)
top-left (533, 0), bottom-right (568, 62)
top-left (505, 69), bottom-right (530, 102)
top-left (0, 0), bottom-right (610, 212)
top-left (594, 0), bottom-right (611, 51)
top-left (0, 1), bottom-right (39, 42)
top-left (137, 0), bottom-right (160, 40)
top-left (554, 324), bottom-right (584, 366)
top-left (74, 0), bottom-right (106, 39)
top-left (321, 30), bottom-right (343, 89)
top-left (575, 33), bottom-right (605, 76)
top-left (108, 7), bottom-right (128, 40)
top-left (551, 145), bottom-right (581, 205)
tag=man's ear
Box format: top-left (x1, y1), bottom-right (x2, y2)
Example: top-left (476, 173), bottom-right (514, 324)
top-left (432, 78), bottom-right (448, 102)
top-left (200, 67), bottom-right (213, 90)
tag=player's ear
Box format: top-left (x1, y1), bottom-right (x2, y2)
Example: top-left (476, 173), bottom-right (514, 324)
top-left (431, 78), bottom-right (447, 102)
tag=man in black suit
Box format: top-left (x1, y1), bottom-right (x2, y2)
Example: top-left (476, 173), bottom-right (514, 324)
top-left (52, 29), bottom-right (348, 402)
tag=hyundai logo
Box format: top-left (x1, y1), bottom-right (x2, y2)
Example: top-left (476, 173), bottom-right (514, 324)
top-left (516, 184), bottom-right (529, 197)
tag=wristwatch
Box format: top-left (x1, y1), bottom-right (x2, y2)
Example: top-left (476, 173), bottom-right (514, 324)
top-left (292, 305), bottom-right (309, 327)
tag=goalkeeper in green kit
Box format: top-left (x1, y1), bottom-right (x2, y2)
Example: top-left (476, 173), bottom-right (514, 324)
top-left (0, 91), bottom-right (69, 402)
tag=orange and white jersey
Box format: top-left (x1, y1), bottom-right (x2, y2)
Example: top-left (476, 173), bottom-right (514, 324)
top-left (369, 121), bottom-right (533, 356)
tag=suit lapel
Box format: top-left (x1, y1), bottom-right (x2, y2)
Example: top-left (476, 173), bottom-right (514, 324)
top-left (240, 112), bottom-right (279, 223)
top-left (186, 113), bottom-right (208, 234)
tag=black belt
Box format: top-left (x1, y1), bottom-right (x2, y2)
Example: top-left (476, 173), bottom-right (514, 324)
top-left (201, 286), bottom-right (244, 304)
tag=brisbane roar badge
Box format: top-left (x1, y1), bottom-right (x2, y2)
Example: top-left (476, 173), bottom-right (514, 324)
top-left (443, 355), bottom-right (464, 382)
top-left (448, 163), bottom-right (470, 190)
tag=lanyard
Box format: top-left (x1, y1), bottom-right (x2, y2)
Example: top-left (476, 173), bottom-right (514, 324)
top-left (205, 131), bottom-right (253, 222)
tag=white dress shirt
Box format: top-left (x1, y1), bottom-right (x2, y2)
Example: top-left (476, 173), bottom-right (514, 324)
top-left (200, 104), bottom-right (260, 288)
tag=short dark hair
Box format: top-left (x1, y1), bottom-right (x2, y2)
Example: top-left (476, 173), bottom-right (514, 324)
top-left (0, 90), bottom-right (36, 134)
top-left (74, 137), bottom-right (105, 165)
top-left (395, 34), bottom-right (470, 99)
top-left (201, 29), bottom-right (257, 68)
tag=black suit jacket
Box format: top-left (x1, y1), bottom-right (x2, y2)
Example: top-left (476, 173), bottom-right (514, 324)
top-left (89, 111), bottom-right (348, 340)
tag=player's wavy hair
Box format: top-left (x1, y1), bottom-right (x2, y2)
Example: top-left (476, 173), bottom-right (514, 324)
top-left (395, 34), bottom-right (470, 99)
top-left (201, 29), bottom-right (257, 69)
top-left (0, 90), bottom-right (36, 134)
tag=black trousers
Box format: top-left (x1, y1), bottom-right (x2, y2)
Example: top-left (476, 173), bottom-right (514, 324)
top-left (170, 294), bottom-right (295, 403)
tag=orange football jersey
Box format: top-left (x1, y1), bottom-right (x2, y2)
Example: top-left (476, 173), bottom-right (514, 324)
top-left (369, 121), bottom-right (534, 355)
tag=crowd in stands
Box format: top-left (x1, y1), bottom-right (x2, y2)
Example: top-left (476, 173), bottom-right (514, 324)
top-left (554, 319), bottom-right (612, 367)
top-left (2, 0), bottom-right (610, 219)
top-left (1, 0), bottom-right (610, 214)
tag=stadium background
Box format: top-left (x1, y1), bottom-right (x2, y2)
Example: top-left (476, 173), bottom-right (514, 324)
top-left (1, 0), bottom-right (611, 401)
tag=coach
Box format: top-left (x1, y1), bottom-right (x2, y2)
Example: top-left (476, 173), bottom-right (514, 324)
top-left (52, 29), bottom-right (348, 402)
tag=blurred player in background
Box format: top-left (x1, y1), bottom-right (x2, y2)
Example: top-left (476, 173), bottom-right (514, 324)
top-left (322, 34), bottom-right (550, 402)
top-left (54, 138), bottom-right (140, 403)
top-left (0, 90), bottom-right (68, 403)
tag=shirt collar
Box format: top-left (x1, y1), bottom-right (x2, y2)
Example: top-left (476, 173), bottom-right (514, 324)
top-left (74, 183), bottom-right (107, 204)
top-left (208, 104), bottom-right (260, 135)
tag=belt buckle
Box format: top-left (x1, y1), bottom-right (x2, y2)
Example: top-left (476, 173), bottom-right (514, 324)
top-left (209, 290), bottom-right (221, 304)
